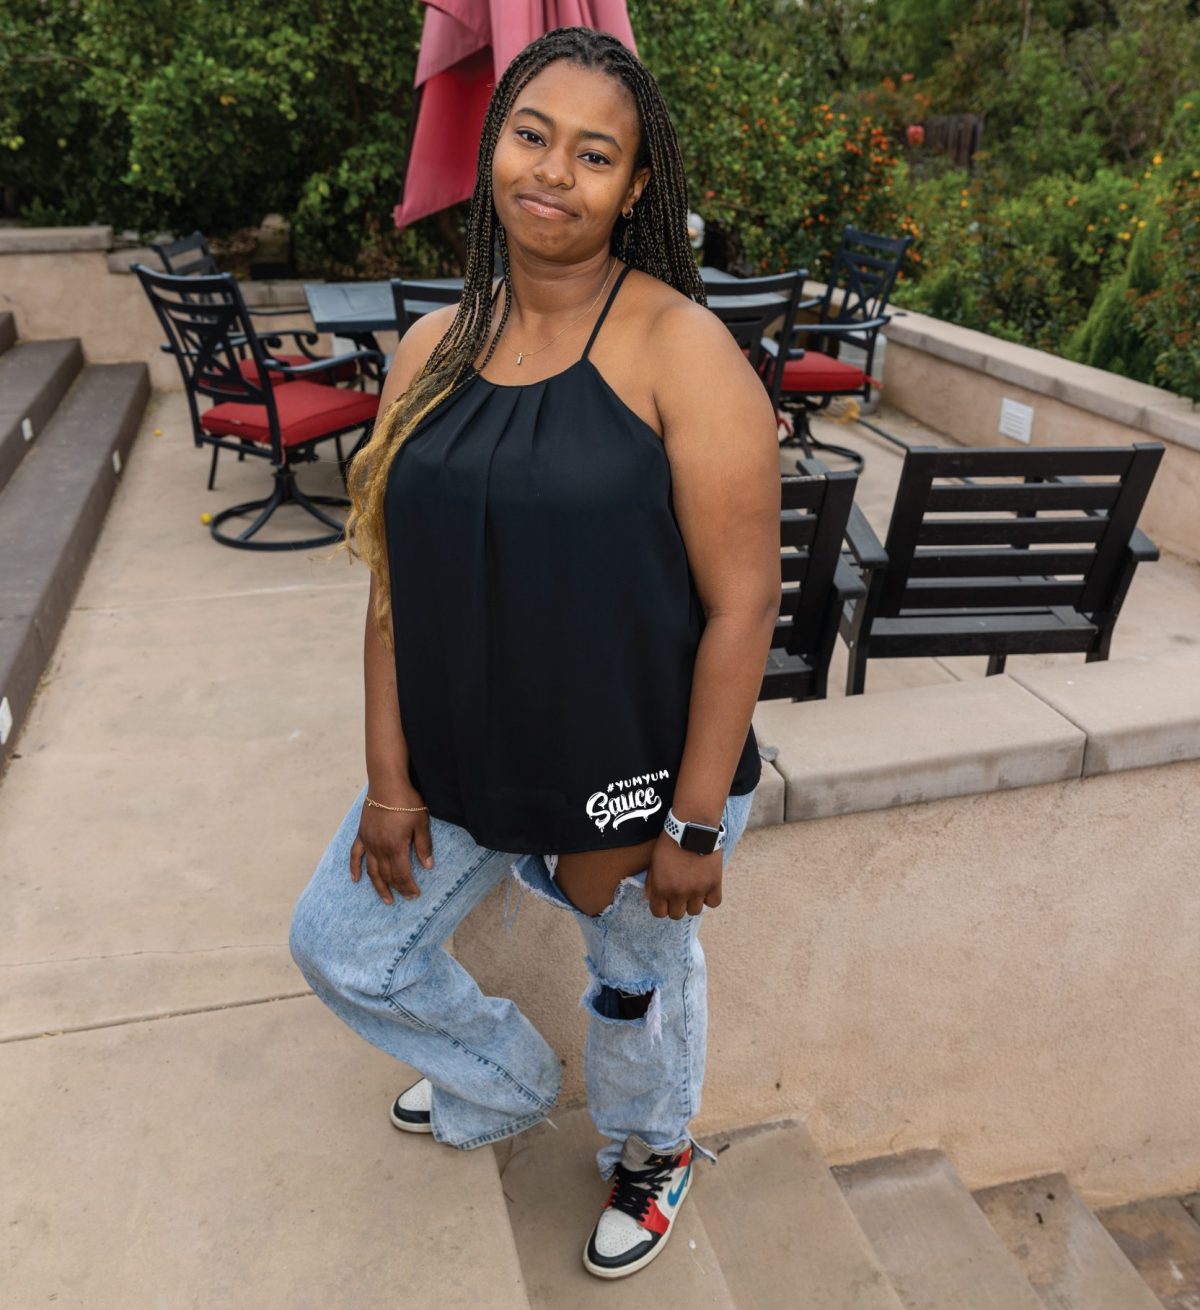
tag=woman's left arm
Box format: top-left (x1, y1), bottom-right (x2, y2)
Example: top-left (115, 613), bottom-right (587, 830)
top-left (645, 300), bottom-right (782, 917)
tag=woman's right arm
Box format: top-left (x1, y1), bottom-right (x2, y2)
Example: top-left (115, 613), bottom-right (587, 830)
top-left (350, 303), bottom-right (457, 905)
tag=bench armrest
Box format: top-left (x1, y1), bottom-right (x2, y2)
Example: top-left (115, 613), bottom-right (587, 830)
top-left (843, 501), bottom-right (888, 571)
top-left (1129, 526), bottom-right (1159, 562)
top-left (833, 552), bottom-right (867, 602)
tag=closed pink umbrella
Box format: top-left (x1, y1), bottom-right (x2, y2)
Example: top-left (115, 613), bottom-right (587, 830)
top-left (394, 1), bottom-right (638, 230)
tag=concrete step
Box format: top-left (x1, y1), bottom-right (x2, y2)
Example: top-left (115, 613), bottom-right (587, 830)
top-left (974, 1172), bottom-right (1164, 1309)
top-left (1096, 1195), bottom-right (1200, 1310)
top-left (0, 995), bottom-right (532, 1308)
top-left (0, 361), bottom-right (148, 770)
top-left (832, 1149), bottom-right (1045, 1310)
top-left (0, 310), bottom-right (15, 355)
top-left (0, 337), bottom-right (84, 495)
top-left (692, 1119), bottom-right (905, 1309)
top-left (496, 1107), bottom-right (739, 1308)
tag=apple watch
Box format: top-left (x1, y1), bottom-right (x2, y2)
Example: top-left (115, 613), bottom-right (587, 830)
top-left (663, 806), bottom-right (726, 855)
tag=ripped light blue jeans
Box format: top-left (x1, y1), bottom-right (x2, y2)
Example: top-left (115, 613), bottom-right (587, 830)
top-left (288, 782), bottom-right (757, 1179)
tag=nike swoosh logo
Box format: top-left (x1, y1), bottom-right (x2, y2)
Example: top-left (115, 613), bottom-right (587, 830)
top-left (667, 1161), bottom-right (692, 1207)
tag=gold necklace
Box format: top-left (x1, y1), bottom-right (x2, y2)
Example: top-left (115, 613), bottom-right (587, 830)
top-left (508, 257), bottom-right (618, 365)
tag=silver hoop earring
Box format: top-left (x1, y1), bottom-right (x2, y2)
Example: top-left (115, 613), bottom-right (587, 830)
top-left (622, 205), bottom-right (635, 220)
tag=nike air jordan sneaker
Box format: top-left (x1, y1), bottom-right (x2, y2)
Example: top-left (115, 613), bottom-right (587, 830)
top-left (389, 1076), bottom-right (433, 1133)
top-left (583, 1133), bottom-right (695, 1278)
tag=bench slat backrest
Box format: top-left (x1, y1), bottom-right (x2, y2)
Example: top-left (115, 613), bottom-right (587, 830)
top-left (774, 463), bottom-right (857, 658)
top-left (878, 444), bottom-right (1164, 618)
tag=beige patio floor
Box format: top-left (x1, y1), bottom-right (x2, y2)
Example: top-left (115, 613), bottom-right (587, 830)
top-left (1, 386), bottom-right (1196, 1304)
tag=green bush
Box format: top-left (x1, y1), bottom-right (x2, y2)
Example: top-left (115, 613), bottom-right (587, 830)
top-left (1130, 100), bottom-right (1200, 401)
top-left (1067, 214), bottom-right (1161, 380)
top-left (629, 0), bottom-right (906, 278)
top-left (894, 162), bottom-right (1146, 348)
top-left (0, 0), bottom-right (451, 277)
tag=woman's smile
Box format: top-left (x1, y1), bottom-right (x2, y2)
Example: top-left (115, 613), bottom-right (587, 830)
top-left (516, 193), bottom-right (578, 221)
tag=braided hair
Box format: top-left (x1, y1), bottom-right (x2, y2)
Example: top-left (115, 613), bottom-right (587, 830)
top-left (341, 25), bottom-right (705, 649)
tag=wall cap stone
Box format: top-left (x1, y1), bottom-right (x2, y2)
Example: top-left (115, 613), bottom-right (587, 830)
top-left (1010, 655), bottom-right (1200, 777)
top-left (107, 247), bottom-right (165, 275)
top-left (884, 307), bottom-right (1200, 455)
top-left (752, 675), bottom-right (1086, 823)
top-left (745, 756), bottom-right (786, 830)
top-left (0, 226), bottom-right (113, 254)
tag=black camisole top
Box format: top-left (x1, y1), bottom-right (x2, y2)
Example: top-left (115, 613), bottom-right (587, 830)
top-left (383, 263), bottom-right (761, 854)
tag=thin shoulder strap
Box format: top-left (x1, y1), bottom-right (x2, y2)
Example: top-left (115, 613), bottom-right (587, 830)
top-left (581, 262), bottom-right (633, 362)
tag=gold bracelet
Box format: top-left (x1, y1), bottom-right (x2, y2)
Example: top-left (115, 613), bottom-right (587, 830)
top-left (364, 795), bottom-right (428, 813)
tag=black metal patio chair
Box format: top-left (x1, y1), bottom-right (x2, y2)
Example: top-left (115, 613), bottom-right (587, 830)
top-left (836, 443), bottom-right (1164, 694)
top-left (760, 457), bottom-right (865, 700)
top-left (133, 264), bottom-right (384, 551)
top-left (390, 278), bottom-right (468, 337)
top-left (151, 230), bottom-right (361, 389)
top-left (385, 278), bottom-right (468, 371)
top-left (705, 268), bottom-right (810, 418)
top-left (763, 226), bottom-right (912, 470)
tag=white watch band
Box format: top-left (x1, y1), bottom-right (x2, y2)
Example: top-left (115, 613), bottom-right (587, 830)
top-left (664, 806), bottom-right (726, 852)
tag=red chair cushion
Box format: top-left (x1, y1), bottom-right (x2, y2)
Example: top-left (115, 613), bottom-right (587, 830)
top-left (200, 381), bottom-right (380, 447)
top-left (779, 350), bottom-right (880, 394)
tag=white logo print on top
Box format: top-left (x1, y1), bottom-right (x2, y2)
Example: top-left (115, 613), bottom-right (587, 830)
top-left (585, 769), bottom-right (669, 833)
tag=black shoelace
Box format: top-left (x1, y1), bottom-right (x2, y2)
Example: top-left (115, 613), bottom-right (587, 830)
top-left (609, 1154), bottom-right (676, 1222)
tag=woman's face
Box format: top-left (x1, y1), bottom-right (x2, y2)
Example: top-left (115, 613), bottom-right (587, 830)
top-left (491, 60), bottom-right (650, 259)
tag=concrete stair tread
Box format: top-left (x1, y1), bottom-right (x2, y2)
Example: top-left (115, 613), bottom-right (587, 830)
top-left (496, 1107), bottom-right (737, 1308)
top-left (693, 1118), bottom-right (905, 1309)
top-left (832, 1148), bottom-right (1045, 1310)
top-left (1096, 1195), bottom-right (1200, 1310)
top-left (0, 995), bottom-right (531, 1309)
top-left (0, 337), bottom-right (84, 495)
top-left (974, 1172), bottom-right (1164, 1309)
top-left (0, 362), bottom-right (148, 765)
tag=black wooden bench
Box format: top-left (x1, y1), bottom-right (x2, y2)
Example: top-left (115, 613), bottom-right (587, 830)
top-left (761, 458), bottom-right (865, 700)
top-left (837, 443), bottom-right (1164, 694)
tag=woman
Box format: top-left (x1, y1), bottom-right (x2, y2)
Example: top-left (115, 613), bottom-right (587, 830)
top-left (288, 26), bottom-right (780, 1280)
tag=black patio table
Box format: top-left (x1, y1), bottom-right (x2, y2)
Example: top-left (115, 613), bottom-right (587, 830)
top-left (303, 266), bottom-right (787, 357)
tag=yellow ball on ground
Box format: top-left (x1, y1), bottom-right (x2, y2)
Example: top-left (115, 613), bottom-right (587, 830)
top-left (200, 512), bottom-right (213, 525)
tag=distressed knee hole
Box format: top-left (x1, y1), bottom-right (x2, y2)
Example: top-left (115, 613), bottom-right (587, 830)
top-left (596, 985), bottom-right (653, 1020)
top-left (580, 958), bottom-right (664, 1043)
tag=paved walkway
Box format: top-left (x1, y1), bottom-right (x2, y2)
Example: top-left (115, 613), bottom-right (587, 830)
top-left (2, 388), bottom-right (1196, 1303)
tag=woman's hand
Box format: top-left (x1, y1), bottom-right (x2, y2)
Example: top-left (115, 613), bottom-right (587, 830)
top-left (350, 792), bottom-right (434, 905)
top-left (644, 831), bottom-right (723, 919)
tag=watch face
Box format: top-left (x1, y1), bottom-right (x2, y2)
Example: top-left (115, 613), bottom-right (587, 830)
top-left (680, 823), bottom-right (719, 855)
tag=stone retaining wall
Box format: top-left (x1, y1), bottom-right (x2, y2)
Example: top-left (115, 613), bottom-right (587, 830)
top-left (0, 225), bottom-right (349, 392)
